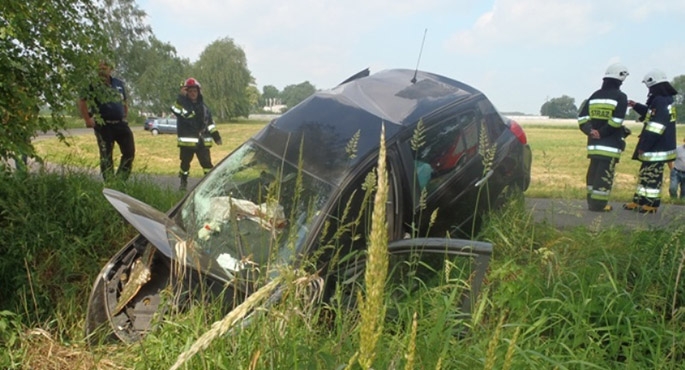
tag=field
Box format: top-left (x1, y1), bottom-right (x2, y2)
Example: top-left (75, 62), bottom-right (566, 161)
top-left (34, 119), bottom-right (682, 202)
top-left (3, 119), bottom-right (684, 369)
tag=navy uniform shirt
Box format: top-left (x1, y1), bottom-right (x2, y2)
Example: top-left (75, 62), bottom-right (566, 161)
top-left (88, 77), bottom-right (127, 122)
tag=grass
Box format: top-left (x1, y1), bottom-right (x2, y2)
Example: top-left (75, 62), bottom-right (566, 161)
top-left (34, 119), bottom-right (268, 178)
top-left (4, 119), bottom-right (685, 369)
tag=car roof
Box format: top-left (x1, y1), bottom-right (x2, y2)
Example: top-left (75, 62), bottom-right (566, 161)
top-left (253, 68), bottom-right (484, 185)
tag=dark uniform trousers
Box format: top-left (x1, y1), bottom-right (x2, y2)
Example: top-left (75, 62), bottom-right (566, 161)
top-left (94, 121), bottom-right (135, 181)
top-left (586, 157), bottom-right (617, 211)
top-left (179, 143), bottom-right (213, 175)
top-left (633, 161), bottom-right (665, 208)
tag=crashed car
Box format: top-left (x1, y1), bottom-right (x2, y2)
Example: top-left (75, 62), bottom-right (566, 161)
top-left (85, 68), bottom-right (531, 343)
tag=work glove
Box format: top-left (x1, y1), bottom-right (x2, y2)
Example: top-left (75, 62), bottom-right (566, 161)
top-left (211, 131), bottom-right (222, 145)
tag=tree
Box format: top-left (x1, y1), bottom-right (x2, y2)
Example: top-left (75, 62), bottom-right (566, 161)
top-left (260, 85), bottom-right (280, 108)
top-left (129, 37), bottom-right (191, 116)
top-left (1, 0), bottom-right (109, 161)
top-left (540, 95), bottom-right (578, 119)
top-left (245, 85), bottom-right (261, 113)
top-left (281, 82), bottom-right (316, 109)
top-left (672, 74), bottom-right (685, 123)
top-left (192, 38), bottom-right (254, 120)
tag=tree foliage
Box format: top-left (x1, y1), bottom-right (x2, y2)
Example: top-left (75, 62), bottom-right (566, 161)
top-left (281, 81), bottom-right (316, 109)
top-left (671, 74), bottom-right (685, 123)
top-left (192, 38), bottom-right (253, 120)
top-left (540, 95), bottom-right (578, 119)
top-left (1, 0), bottom-right (109, 161)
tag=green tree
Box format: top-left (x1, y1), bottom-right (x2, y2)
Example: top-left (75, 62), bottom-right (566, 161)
top-left (540, 95), bottom-right (578, 119)
top-left (245, 85), bottom-right (261, 113)
top-left (1, 0), bottom-right (108, 161)
top-left (281, 82), bottom-right (316, 109)
top-left (260, 85), bottom-right (280, 108)
top-left (192, 37), bottom-right (253, 120)
top-left (129, 37), bottom-right (191, 116)
top-left (672, 74), bottom-right (685, 124)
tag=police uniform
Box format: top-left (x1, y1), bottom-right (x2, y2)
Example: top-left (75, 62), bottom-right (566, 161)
top-left (578, 78), bottom-right (629, 212)
top-left (86, 76), bottom-right (135, 181)
top-left (626, 94), bottom-right (677, 210)
top-left (171, 90), bottom-right (222, 190)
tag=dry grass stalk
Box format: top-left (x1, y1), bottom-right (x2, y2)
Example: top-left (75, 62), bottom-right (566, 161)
top-left (169, 278), bottom-right (282, 370)
top-left (357, 124), bottom-right (389, 369)
top-left (404, 312), bottom-right (418, 370)
top-left (502, 326), bottom-right (521, 370)
top-left (484, 311), bottom-right (507, 369)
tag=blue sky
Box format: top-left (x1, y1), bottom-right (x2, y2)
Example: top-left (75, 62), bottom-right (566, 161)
top-left (138, 0), bottom-right (684, 115)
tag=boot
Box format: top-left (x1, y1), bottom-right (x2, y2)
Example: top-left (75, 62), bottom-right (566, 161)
top-left (179, 173), bottom-right (188, 191)
top-left (622, 202), bottom-right (639, 211)
top-left (639, 205), bottom-right (658, 214)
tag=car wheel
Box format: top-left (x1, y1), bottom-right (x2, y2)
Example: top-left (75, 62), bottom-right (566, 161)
top-left (151, 129), bottom-right (159, 135)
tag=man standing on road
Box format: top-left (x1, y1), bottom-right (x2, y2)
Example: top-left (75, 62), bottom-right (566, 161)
top-left (171, 78), bottom-right (222, 191)
top-left (577, 63), bottom-right (630, 212)
top-left (668, 137), bottom-right (685, 199)
top-left (77, 61), bottom-right (135, 181)
top-left (623, 69), bottom-right (678, 214)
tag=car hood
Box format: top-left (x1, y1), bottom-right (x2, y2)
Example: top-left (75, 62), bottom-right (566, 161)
top-left (102, 188), bottom-right (184, 259)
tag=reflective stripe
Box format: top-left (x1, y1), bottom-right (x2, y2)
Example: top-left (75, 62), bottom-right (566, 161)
top-left (639, 150), bottom-right (676, 162)
top-left (207, 124), bottom-right (216, 132)
top-left (589, 98), bottom-right (618, 107)
top-left (645, 121), bottom-right (666, 134)
top-left (609, 117), bottom-right (624, 127)
top-left (178, 137), bottom-right (199, 144)
top-left (591, 189), bottom-right (611, 200)
top-left (587, 145), bottom-right (622, 158)
top-left (636, 185), bottom-right (661, 199)
top-left (578, 115), bottom-right (590, 124)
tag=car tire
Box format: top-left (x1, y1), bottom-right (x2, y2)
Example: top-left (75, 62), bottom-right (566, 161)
top-left (151, 129), bottom-right (159, 136)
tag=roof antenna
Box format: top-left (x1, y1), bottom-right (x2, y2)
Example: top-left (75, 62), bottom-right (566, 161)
top-left (411, 28), bottom-right (428, 84)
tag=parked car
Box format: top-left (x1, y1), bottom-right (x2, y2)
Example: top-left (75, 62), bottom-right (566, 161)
top-left (144, 117), bottom-right (177, 135)
top-left (85, 68), bottom-right (532, 343)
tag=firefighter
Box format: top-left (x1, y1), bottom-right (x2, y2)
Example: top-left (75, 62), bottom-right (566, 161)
top-left (577, 63), bottom-right (630, 212)
top-left (171, 78), bottom-right (222, 191)
top-left (623, 69), bottom-right (679, 213)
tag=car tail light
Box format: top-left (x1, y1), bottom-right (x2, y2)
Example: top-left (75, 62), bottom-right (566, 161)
top-left (508, 120), bottom-right (527, 145)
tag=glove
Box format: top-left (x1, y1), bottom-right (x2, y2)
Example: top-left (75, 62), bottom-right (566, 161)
top-left (211, 131), bottom-right (222, 145)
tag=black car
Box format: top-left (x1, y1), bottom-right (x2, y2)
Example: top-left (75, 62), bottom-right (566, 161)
top-left (85, 68), bottom-right (532, 343)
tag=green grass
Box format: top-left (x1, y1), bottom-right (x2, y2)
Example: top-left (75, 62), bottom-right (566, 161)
top-left (4, 121), bottom-right (685, 369)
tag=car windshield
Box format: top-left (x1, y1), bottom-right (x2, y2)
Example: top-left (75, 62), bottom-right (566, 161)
top-left (173, 141), bottom-right (334, 284)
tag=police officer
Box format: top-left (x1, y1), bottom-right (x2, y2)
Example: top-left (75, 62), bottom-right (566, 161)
top-left (623, 69), bottom-right (679, 213)
top-left (171, 78), bottom-right (222, 191)
top-left (77, 61), bottom-right (135, 181)
top-left (577, 63), bottom-right (630, 212)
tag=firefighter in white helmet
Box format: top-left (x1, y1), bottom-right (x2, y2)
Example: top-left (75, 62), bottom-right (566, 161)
top-left (171, 78), bottom-right (222, 191)
top-left (623, 69), bottom-right (679, 213)
top-left (577, 62), bottom-right (630, 212)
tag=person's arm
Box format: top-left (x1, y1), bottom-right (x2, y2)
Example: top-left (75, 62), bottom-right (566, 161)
top-left (77, 99), bottom-right (95, 128)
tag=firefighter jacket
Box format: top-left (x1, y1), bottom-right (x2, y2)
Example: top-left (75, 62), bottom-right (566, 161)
top-left (577, 85), bottom-right (629, 160)
top-left (171, 94), bottom-right (222, 148)
top-left (631, 95), bottom-right (676, 162)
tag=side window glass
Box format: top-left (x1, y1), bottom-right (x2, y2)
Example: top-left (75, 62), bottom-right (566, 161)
top-left (412, 110), bottom-right (481, 192)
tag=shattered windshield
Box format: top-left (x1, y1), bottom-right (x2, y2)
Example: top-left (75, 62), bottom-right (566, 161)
top-left (173, 142), bottom-right (333, 283)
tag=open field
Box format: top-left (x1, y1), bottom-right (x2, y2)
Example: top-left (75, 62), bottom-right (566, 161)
top-left (33, 119), bottom-right (683, 202)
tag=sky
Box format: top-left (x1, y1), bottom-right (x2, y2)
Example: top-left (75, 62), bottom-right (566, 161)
top-left (138, 0), bottom-right (684, 115)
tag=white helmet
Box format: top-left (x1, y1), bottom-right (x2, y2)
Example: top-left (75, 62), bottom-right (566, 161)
top-left (604, 63), bottom-right (629, 81)
top-left (642, 69), bottom-right (668, 87)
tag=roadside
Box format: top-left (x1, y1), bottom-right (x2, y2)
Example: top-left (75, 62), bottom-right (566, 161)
top-left (23, 126), bottom-right (685, 230)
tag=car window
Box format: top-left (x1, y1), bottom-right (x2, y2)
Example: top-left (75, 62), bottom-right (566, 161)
top-left (411, 109), bottom-right (482, 192)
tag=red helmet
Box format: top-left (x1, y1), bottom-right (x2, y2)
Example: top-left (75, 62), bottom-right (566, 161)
top-left (184, 77), bottom-right (201, 89)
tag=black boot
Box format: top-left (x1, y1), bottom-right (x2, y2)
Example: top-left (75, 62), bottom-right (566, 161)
top-left (179, 173), bottom-right (188, 191)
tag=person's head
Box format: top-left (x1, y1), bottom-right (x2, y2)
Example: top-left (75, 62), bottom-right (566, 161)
top-left (184, 77), bottom-right (201, 101)
top-left (604, 63), bottom-right (629, 82)
top-left (642, 69), bottom-right (678, 96)
top-left (98, 60), bottom-right (113, 80)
